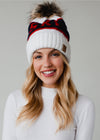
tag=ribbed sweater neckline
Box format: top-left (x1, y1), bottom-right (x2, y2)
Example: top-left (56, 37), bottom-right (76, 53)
top-left (41, 86), bottom-right (57, 99)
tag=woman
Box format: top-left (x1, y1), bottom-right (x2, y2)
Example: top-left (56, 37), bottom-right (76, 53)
top-left (2, 1), bottom-right (95, 140)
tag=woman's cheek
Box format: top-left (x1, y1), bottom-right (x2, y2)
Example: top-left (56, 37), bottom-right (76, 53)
top-left (33, 61), bottom-right (41, 70)
top-left (55, 58), bottom-right (64, 67)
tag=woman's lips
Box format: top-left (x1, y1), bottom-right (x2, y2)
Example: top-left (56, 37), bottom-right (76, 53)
top-left (42, 70), bottom-right (56, 77)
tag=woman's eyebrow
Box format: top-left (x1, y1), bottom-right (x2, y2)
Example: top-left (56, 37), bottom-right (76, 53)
top-left (33, 51), bottom-right (42, 55)
top-left (34, 51), bottom-right (42, 54)
top-left (50, 49), bottom-right (58, 53)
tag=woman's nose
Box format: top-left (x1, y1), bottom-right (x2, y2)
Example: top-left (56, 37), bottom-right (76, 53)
top-left (43, 57), bottom-right (52, 67)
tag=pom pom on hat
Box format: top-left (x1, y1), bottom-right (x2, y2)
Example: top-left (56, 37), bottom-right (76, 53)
top-left (30, 1), bottom-right (63, 20)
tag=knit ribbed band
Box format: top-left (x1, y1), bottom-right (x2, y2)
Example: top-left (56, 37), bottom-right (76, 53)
top-left (26, 16), bottom-right (71, 64)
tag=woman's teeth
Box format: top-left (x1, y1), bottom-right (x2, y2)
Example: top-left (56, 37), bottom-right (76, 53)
top-left (43, 70), bottom-right (55, 74)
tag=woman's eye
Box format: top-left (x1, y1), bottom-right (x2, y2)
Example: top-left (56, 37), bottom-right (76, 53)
top-left (52, 53), bottom-right (60, 56)
top-left (35, 55), bottom-right (42, 59)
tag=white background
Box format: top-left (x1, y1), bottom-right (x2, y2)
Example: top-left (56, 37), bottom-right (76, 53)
top-left (0, 0), bottom-right (100, 140)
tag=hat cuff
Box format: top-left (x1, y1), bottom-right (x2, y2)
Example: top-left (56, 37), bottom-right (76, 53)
top-left (26, 29), bottom-right (71, 64)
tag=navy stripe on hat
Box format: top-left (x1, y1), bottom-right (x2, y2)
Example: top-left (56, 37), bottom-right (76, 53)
top-left (27, 18), bottom-right (70, 41)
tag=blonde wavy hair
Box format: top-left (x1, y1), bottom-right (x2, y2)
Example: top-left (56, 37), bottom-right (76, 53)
top-left (16, 51), bottom-right (79, 133)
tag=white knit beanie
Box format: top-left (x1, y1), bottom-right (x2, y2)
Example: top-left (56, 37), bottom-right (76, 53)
top-left (26, 15), bottom-right (71, 64)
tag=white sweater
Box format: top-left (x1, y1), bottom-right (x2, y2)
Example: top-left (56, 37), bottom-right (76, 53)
top-left (2, 87), bottom-right (95, 140)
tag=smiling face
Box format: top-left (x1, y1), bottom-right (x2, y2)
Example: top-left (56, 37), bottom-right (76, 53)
top-left (32, 48), bottom-right (64, 88)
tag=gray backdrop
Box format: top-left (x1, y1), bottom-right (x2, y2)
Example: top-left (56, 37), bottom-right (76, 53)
top-left (0, 0), bottom-right (100, 140)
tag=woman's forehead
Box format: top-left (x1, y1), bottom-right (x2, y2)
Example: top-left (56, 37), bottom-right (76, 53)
top-left (33, 48), bottom-right (60, 54)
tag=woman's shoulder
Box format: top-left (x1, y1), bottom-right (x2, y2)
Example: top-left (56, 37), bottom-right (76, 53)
top-left (76, 94), bottom-right (94, 106)
top-left (74, 94), bottom-right (95, 117)
top-left (6, 89), bottom-right (26, 107)
top-left (8, 89), bottom-right (23, 100)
